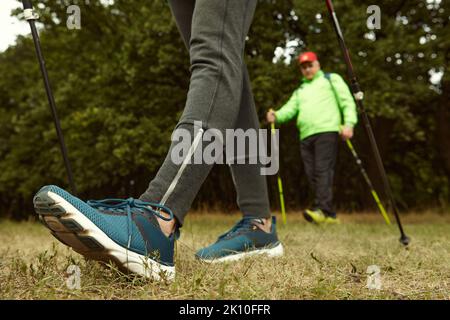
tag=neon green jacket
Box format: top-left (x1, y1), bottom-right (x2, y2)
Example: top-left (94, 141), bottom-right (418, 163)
top-left (275, 70), bottom-right (358, 140)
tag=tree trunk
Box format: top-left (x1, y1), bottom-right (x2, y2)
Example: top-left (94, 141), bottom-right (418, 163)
top-left (436, 78), bottom-right (450, 203)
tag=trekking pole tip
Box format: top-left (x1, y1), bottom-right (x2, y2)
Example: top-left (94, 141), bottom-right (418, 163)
top-left (400, 235), bottom-right (410, 246)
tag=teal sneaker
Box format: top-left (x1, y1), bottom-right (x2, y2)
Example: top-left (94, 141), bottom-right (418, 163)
top-left (33, 185), bottom-right (177, 281)
top-left (195, 216), bottom-right (283, 263)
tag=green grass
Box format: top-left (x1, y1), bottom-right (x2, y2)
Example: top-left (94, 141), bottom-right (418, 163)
top-left (0, 212), bottom-right (449, 299)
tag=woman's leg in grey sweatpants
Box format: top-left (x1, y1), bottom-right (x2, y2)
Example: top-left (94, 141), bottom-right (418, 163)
top-left (139, 0), bottom-right (270, 225)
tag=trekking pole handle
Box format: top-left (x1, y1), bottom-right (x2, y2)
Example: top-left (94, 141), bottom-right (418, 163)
top-left (22, 0), bottom-right (33, 9)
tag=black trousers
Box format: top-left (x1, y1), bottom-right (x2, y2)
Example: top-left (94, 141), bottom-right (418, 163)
top-left (300, 132), bottom-right (339, 217)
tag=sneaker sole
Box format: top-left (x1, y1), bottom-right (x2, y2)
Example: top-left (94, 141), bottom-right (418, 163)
top-left (198, 243), bottom-right (284, 264)
top-left (324, 218), bottom-right (341, 225)
top-left (33, 188), bottom-right (175, 281)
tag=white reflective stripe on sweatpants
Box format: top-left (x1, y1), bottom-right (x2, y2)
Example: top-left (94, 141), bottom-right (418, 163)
top-left (159, 128), bottom-right (205, 206)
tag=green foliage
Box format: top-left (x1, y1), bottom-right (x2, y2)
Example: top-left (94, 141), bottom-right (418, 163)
top-left (0, 0), bottom-right (448, 217)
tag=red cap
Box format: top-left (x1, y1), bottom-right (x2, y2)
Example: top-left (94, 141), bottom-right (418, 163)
top-left (298, 51), bottom-right (318, 64)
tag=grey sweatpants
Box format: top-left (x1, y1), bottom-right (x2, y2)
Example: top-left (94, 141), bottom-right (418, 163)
top-left (139, 0), bottom-right (270, 225)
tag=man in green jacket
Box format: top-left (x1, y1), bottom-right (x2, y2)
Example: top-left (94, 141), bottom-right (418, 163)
top-left (267, 51), bottom-right (358, 224)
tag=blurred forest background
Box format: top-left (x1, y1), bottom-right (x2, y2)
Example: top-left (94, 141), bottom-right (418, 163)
top-left (0, 0), bottom-right (448, 219)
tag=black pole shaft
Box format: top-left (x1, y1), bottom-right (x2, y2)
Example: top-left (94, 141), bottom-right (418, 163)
top-left (325, 0), bottom-right (409, 245)
top-left (23, 1), bottom-right (77, 194)
top-left (347, 144), bottom-right (375, 191)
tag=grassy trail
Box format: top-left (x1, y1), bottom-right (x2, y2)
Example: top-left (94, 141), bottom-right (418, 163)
top-left (0, 212), bottom-right (449, 299)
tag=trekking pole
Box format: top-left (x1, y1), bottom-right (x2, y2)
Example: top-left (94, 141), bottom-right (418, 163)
top-left (325, 0), bottom-right (409, 245)
top-left (22, 0), bottom-right (77, 194)
top-left (346, 139), bottom-right (391, 225)
top-left (270, 122), bottom-right (287, 225)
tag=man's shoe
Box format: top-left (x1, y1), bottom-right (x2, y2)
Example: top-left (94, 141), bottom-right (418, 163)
top-left (303, 208), bottom-right (327, 224)
top-left (324, 216), bottom-right (341, 224)
top-left (33, 185), bottom-right (177, 281)
top-left (195, 216), bottom-right (283, 263)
